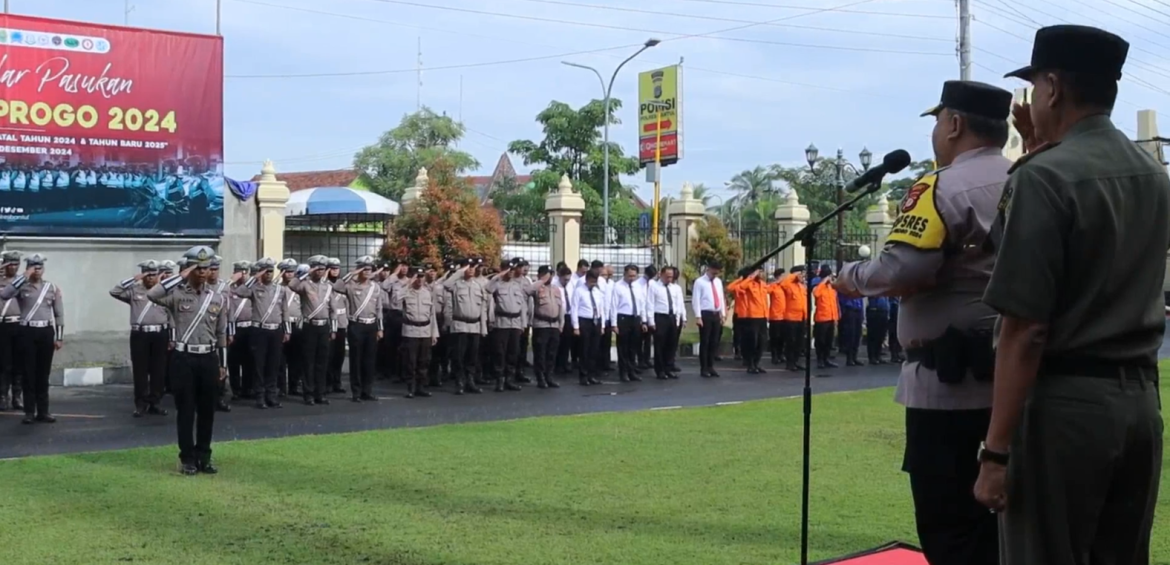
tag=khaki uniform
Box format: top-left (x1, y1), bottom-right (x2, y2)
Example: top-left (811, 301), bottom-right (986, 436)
top-left (111, 278), bottom-right (171, 411)
top-left (394, 283), bottom-right (438, 394)
top-left (327, 279), bottom-right (348, 392)
top-left (228, 282), bottom-right (255, 399)
top-left (232, 278), bottom-right (289, 404)
top-left (527, 282), bottom-right (564, 385)
top-left (288, 276), bottom-right (336, 402)
top-left (444, 271), bottom-right (490, 391)
top-left (332, 275), bottom-right (384, 399)
top-left (0, 275), bottom-right (63, 419)
top-left (486, 275), bottom-right (527, 390)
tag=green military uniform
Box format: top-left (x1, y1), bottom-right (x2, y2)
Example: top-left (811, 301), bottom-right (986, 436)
top-left (983, 24), bottom-right (1170, 565)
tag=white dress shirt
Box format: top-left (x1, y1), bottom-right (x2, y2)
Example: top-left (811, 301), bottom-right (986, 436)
top-left (647, 279), bottom-right (686, 327)
top-left (570, 284), bottom-right (605, 330)
top-left (609, 278), bottom-right (648, 326)
top-left (691, 274), bottom-right (725, 318)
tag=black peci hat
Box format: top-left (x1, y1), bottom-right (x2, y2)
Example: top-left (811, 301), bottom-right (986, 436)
top-left (920, 80), bottom-right (1013, 121)
top-left (1004, 25), bottom-right (1129, 81)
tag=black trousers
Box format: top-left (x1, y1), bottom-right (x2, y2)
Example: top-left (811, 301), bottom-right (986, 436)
top-left (250, 328), bottom-right (283, 401)
top-left (653, 313), bottom-right (679, 377)
top-left (616, 314), bottom-right (641, 377)
top-left (300, 323), bottom-right (330, 400)
top-left (531, 326), bottom-right (560, 379)
top-left (889, 308), bottom-right (902, 358)
top-left (840, 309), bottom-right (863, 356)
top-left (769, 320), bottom-right (786, 362)
top-left (577, 319), bottom-right (602, 377)
top-left (813, 321), bottom-right (836, 363)
top-left (428, 329), bottom-right (449, 382)
top-left (492, 327), bottom-right (523, 382)
top-left (400, 336), bottom-right (431, 387)
top-left (516, 327), bottom-right (530, 373)
top-left (171, 350), bottom-right (219, 465)
top-left (698, 311), bottom-right (722, 372)
top-left (601, 324), bottom-right (613, 369)
top-left (130, 330), bottom-right (168, 410)
top-left (480, 329), bottom-right (495, 379)
top-left (904, 408), bottom-right (998, 565)
top-left (347, 322), bottom-right (378, 396)
top-left (383, 310), bottom-right (404, 379)
top-left (449, 332), bottom-right (481, 387)
top-left (281, 325), bottom-right (303, 393)
top-left (785, 320), bottom-right (807, 368)
top-left (638, 326), bottom-right (653, 367)
top-left (327, 327), bottom-right (347, 389)
top-left (732, 315), bottom-right (743, 358)
top-left (19, 325), bottom-right (54, 416)
top-left (866, 307), bottom-right (889, 361)
top-left (739, 318), bottom-right (766, 368)
top-left (228, 326), bottom-right (255, 398)
top-left (0, 322), bottom-right (20, 402)
top-left (555, 315), bottom-right (574, 372)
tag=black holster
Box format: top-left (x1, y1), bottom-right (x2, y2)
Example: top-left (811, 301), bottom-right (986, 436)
top-left (907, 326), bottom-right (994, 384)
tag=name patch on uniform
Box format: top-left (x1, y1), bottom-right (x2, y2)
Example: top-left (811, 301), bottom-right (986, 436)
top-left (887, 173), bottom-right (947, 251)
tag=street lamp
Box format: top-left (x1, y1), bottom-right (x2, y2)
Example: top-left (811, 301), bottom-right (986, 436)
top-left (804, 144), bottom-right (873, 266)
top-left (561, 38), bottom-right (661, 236)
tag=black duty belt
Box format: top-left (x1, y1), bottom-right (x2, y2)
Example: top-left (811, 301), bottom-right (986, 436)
top-left (905, 348), bottom-right (928, 364)
top-left (496, 310), bottom-right (521, 319)
top-left (404, 319), bottom-right (430, 327)
top-left (1039, 356), bottom-right (1158, 382)
top-left (534, 314), bottom-right (559, 323)
top-left (453, 316), bottom-right (481, 324)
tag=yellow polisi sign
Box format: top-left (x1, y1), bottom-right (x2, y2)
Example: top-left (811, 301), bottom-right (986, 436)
top-left (637, 65), bottom-right (681, 167)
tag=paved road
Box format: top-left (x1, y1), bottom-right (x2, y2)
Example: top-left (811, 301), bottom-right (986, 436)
top-left (0, 359), bottom-right (901, 459)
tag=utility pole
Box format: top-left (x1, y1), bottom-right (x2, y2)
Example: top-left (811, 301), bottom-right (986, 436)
top-left (3, 0), bottom-right (8, 14)
top-left (416, 37), bottom-right (423, 111)
top-left (125, 0), bottom-right (135, 26)
top-left (216, 0), bottom-right (222, 34)
top-left (958, 0), bottom-right (972, 80)
top-left (459, 75), bottom-right (463, 122)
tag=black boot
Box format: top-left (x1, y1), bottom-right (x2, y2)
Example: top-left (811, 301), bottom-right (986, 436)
top-left (537, 374), bottom-right (548, 389)
top-left (495, 378), bottom-right (506, 392)
top-left (545, 375), bottom-right (560, 388)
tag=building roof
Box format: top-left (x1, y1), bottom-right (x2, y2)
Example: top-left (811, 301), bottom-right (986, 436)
top-left (249, 169), bottom-right (360, 193)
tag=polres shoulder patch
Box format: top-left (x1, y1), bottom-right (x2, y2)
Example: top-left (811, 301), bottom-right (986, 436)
top-left (887, 172), bottom-right (947, 251)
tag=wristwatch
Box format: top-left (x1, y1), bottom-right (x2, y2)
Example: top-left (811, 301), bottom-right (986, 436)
top-left (977, 441), bottom-right (1009, 466)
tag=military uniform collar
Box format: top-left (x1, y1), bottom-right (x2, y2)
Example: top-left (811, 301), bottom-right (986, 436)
top-left (1064, 113), bottom-right (1115, 140)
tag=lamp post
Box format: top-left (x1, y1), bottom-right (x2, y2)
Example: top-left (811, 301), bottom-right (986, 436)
top-left (805, 144), bottom-right (872, 267)
top-left (561, 38), bottom-right (661, 236)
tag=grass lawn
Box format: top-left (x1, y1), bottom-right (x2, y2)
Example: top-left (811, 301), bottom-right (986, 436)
top-left (2, 367), bottom-right (1169, 565)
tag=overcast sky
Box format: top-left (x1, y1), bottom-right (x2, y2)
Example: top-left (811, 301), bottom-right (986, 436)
top-left (22, 0), bottom-right (1170, 203)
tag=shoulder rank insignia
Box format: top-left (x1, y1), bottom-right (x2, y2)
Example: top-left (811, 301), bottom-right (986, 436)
top-left (1007, 141), bottom-right (1061, 174)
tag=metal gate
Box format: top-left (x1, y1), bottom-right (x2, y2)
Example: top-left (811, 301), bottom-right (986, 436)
top-left (283, 213), bottom-right (390, 268)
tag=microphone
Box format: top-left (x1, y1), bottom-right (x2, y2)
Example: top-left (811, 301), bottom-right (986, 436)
top-left (843, 149), bottom-right (912, 193)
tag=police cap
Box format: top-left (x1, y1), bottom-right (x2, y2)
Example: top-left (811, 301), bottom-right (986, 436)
top-left (254, 258), bottom-right (276, 272)
top-left (356, 255), bottom-right (376, 269)
top-left (295, 263), bottom-right (310, 277)
top-left (232, 260), bottom-right (251, 273)
top-left (308, 255), bottom-right (328, 269)
top-left (1005, 24), bottom-right (1129, 81)
top-left (159, 260), bottom-right (178, 273)
top-left (277, 258), bottom-right (297, 272)
top-left (24, 253), bottom-right (46, 268)
top-left (1, 251), bottom-right (21, 266)
top-left (920, 80), bottom-right (1012, 121)
top-left (537, 265), bottom-right (551, 277)
top-left (182, 246), bottom-right (215, 269)
top-left (139, 260), bottom-right (160, 274)
top-left (208, 255), bottom-right (222, 269)
top-left (326, 257), bottom-right (342, 268)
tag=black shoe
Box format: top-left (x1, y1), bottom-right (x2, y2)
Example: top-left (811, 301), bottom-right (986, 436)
top-left (670, 365), bottom-right (682, 373)
top-left (756, 366), bottom-right (767, 374)
top-left (315, 398), bottom-right (330, 406)
top-left (148, 405), bottom-right (169, 416)
top-left (11, 399), bottom-right (22, 411)
top-left (303, 398), bottom-right (315, 406)
top-left (537, 379), bottom-right (548, 389)
top-left (332, 387), bottom-right (347, 394)
top-left (619, 374), bottom-right (630, 383)
top-left (515, 375), bottom-right (533, 384)
top-left (546, 378), bottom-right (560, 388)
top-left (825, 360), bottom-right (839, 368)
top-left (415, 390), bottom-right (433, 398)
top-left (505, 382), bottom-right (522, 391)
top-left (579, 377), bottom-right (590, 386)
top-left (21, 413), bottom-right (34, 425)
top-left (656, 374), bottom-right (668, 380)
top-left (216, 401), bottom-right (232, 413)
top-left (198, 461), bottom-right (219, 474)
top-left (709, 371), bottom-right (721, 378)
top-left (36, 414), bottom-right (56, 424)
top-left (360, 394), bottom-right (379, 402)
top-left (255, 401), bottom-right (268, 410)
top-left (629, 374), bottom-right (642, 382)
top-left (351, 396), bottom-right (362, 403)
top-left (700, 371), bottom-right (711, 378)
top-left (133, 410), bottom-right (145, 418)
top-left (464, 385), bottom-right (483, 394)
top-left (587, 377), bottom-right (602, 386)
top-left (494, 380), bottom-right (505, 393)
top-left (266, 400), bottom-right (283, 409)
top-left (667, 372), bottom-right (680, 379)
top-left (180, 463), bottom-right (199, 476)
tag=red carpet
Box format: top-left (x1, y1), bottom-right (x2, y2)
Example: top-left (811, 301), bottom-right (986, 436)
top-left (813, 542), bottom-right (928, 565)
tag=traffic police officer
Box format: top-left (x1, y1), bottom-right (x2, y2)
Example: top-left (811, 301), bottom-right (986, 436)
top-left (333, 256), bottom-right (384, 402)
top-left (288, 255), bottom-right (336, 406)
top-left (279, 259), bottom-right (303, 396)
top-left (1, 253), bottom-right (64, 425)
top-left (148, 246), bottom-right (229, 475)
top-left (205, 255), bottom-right (233, 413)
top-left (325, 257), bottom-right (348, 394)
top-left (0, 250), bottom-right (22, 411)
top-left (487, 258), bottom-right (527, 392)
top-left (444, 258), bottom-right (489, 395)
top-left (227, 261), bottom-right (256, 401)
top-left (232, 258), bottom-right (290, 409)
top-left (975, 25), bottom-right (1169, 564)
top-left (834, 79), bottom-right (1013, 564)
top-left (396, 266), bottom-right (438, 398)
top-left (111, 260), bottom-right (171, 417)
top-left (527, 265), bottom-right (565, 388)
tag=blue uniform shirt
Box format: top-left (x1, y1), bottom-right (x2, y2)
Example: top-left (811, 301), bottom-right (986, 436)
top-left (867, 296), bottom-right (889, 311)
top-left (839, 296), bottom-right (864, 311)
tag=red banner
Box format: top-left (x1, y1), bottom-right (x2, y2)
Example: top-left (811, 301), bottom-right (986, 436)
top-left (0, 14), bottom-right (224, 236)
top-left (639, 133), bottom-right (679, 165)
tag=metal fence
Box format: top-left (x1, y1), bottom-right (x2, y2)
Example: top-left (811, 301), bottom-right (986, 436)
top-left (579, 221), bottom-right (675, 268)
top-left (502, 218), bottom-right (553, 268)
top-left (731, 228), bottom-right (785, 275)
top-left (810, 227), bottom-right (878, 267)
top-left (284, 213), bottom-right (390, 268)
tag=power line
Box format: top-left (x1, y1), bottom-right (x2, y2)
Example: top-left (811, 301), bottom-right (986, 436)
top-left (497, 0), bottom-right (953, 43)
top-left (1116, 0), bottom-right (1170, 22)
top-left (664, 0), bottom-right (953, 20)
top-left (346, 0), bottom-right (953, 56)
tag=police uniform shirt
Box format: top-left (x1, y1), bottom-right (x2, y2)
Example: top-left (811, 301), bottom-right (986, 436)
top-left (147, 278), bottom-right (228, 348)
top-left (0, 272), bottom-right (22, 321)
top-left (383, 274), bottom-right (406, 311)
top-left (289, 275), bottom-right (336, 330)
top-left (284, 282), bottom-right (302, 322)
top-left (331, 283), bottom-right (349, 331)
top-left (332, 277), bottom-right (384, 330)
top-left (110, 279), bottom-right (170, 328)
top-left (570, 285), bottom-right (605, 329)
top-left (984, 115), bottom-right (1170, 364)
top-left (431, 278), bottom-right (448, 329)
top-left (837, 147), bottom-right (1009, 410)
top-left (233, 278), bottom-right (289, 330)
top-left (1, 276), bottom-right (63, 329)
top-left (486, 276), bottom-right (528, 331)
top-left (444, 271), bottom-right (490, 336)
top-left (395, 284), bottom-right (439, 340)
top-left (229, 282), bottom-right (253, 326)
top-left (527, 282), bottom-right (565, 330)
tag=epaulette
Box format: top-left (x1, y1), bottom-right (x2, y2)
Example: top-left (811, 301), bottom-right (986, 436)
top-left (1008, 141), bottom-right (1061, 174)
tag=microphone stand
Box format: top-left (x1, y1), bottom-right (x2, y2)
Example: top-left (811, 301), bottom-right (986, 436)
top-left (746, 181), bottom-right (885, 565)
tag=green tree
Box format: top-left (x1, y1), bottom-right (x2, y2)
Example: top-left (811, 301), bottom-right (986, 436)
top-left (354, 107), bottom-right (480, 201)
top-left (883, 159), bottom-right (936, 204)
top-left (682, 216), bottom-right (743, 289)
top-left (383, 158), bottom-right (503, 265)
top-left (768, 159), bottom-right (875, 233)
top-left (505, 99), bottom-right (643, 233)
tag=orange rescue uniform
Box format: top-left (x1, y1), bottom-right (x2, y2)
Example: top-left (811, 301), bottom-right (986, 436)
top-left (813, 278), bottom-right (840, 323)
top-left (781, 274), bottom-right (808, 321)
top-left (767, 280), bottom-right (787, 321)
top-left (727, 277), bottom-right (769, 319)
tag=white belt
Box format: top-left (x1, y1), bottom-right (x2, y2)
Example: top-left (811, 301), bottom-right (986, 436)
top-left (336, 308), bottom-right (346, 315)
top-left (235, 321), bottom-right (254, 328)
top-left (23, 320), bottom-right (51, 328)
top-left (307, 319), bottom-right (330, 327)
top-left (174, 343), bottom-right (214, 354)
top-left (259, 323), bottom-right (282, 330)
top-left (288, 317), bottom-right (302, 323)
top-left (355, 316), bottom-right (377, 324)
top-left (1, 316), bottom-right (19, 323)
top-left (132, 324), bottom-right (166, 332)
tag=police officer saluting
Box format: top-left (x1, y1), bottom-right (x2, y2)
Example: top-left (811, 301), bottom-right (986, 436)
top-left (148, 246), bottom-right (229, 475)
top-left (232, 258), bottom-right (290, 410)
top-left (974, 25), bottom-right (1170, 564)
top-left (527, 265), bottom-right (565, 388)
top-left (205, 255), bottom-right (233, 413)
top-left (288, 255), bottom-right (337, 406)
top-left (0, 251), bottom-right (23, 412)
top-left (443, 258), bottom-right (489, 395)
top-left (1, 253), bottom-right (64, 425)
top-left (396, 266), bottom-right (438, 398)
top-left (111, 260), bottom-right (170, 418)
top-left (834, 79), bottom-right (1013, 564)
top-left (227, 261), bottom-right (255, 402)
top-left (333, 256), bottom-right (384, 402)
top-left (325, 257), bottom-right (348, 395)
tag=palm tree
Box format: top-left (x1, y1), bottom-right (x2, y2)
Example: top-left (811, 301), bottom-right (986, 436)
top-left (726, 166), bottom-right (776, 208)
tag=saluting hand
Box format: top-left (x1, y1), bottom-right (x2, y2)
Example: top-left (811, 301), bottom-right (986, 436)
top-left (231, 271), bottom-right (244, 283)
top-left (1011, 102), bottom-right (1044, 153)
top-left (133, 272), bottom-right (146, 282)
top-left (180, 264), bottom-right (196, 278)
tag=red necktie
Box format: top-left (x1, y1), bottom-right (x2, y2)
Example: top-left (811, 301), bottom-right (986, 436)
top-left (711, 279), bottom-right (720, 310)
